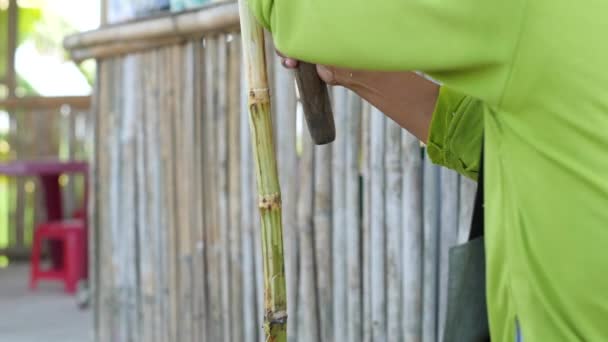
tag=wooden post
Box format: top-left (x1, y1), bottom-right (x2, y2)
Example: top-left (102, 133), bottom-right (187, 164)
top-left (9, 13), bottom-right (25, 256)
top-left (7, 0), bottom-right (18, 97)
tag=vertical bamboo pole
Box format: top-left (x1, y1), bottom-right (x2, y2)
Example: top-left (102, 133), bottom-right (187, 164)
top-left (228, 34), bottom-right (244, 342)
top-left (176, 43), bottom-right (196, 342)
top-left (401, 132), bottom-right (423, 342)
top-left (237, 2), bottom-right (288, 341)
top-left (296, 132), bottom-right (319, 342)
top-left (422, 152), bottom-right (440, 342)
top-left (110, 57), bottom-right (122, 340)
top-left (272, 39), bottom-right (299, 342)
top-left (190, 39), bottom-right (207, 342)
top-left (136, 52), bottom-right (155, 342)
top-left (153, 48), bottom-right (173, 342)
top-left (345, 92), bottom-right (363, 342)
top-left (314, 139), bottom-right (332, 342)
top-left (90, 59), bottom-right (101, 342)
top-left (216, 34), bottom-right (233, 342)
top-left (361, 102), bottom-right (372, 342)
top-left (369, 106), bottom-right (386, 342)
top-left (165, 46), bottom-right (180, 342)
top-left (240, 62), bottom-right (261, 342)
top-left (157, 49), bottom-right (171, 342)
top-left (95, 59), bottom-right (112, 342)
top-left (332, 87), bottom-right (348, 342)
top-left (385, 118), bottom-right (402, 342)
top-left (438, 168), bottom-right (459, 340)
top-left (116, 55), bottom-right (140, 341)
top-left (203, 36), bottom-right (222, 342)
top-left (458, 176), bottom-right (477, 243)
top-left (144, 49), bottom-right (165, 342)
top-left (109, 59), bottom-right (125, 339)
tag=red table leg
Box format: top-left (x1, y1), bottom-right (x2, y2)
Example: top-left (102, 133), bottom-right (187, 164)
top-left (40, 174), bottom-right (63, 269)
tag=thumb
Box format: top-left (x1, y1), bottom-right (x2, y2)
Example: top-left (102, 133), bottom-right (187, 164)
top-left (316, 65), bottom-right (339, 85)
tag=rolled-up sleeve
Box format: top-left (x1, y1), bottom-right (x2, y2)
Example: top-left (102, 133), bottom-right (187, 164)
top-left (426, 86), bottom-right (484, 180)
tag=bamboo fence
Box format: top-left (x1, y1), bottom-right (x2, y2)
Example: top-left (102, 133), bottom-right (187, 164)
top-left (66, 3), bottom-right (477, 341)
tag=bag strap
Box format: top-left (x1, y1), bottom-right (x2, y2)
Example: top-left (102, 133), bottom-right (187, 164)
top-left (469, 144), bottom-right (484, 241)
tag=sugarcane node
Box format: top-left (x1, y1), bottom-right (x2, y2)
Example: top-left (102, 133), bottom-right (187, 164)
top-left (266, 310), bottom-right (288, 324)
top-left (258, 193), bottom-right (282, 210)
top-left (249, 87), bottom-right (271, 104)
top-left (295, 62), bottom-right (336, 145)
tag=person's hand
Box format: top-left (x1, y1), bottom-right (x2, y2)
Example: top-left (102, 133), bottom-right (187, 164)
top-left (277, 54), bottom-right (439, 143)
top-left (278, 55), bottom-right (353, 87)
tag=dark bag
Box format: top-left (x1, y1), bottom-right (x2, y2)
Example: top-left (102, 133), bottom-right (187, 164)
top-left (443, 149), bottom-right (490, 342)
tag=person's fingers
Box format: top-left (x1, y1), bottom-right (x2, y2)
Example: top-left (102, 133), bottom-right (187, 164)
top-left (276, 49), bottom-right (299, 68)
top-left (282, 58), bottom-right (299, 68)
top-left (316, 65), bottom-right (357, 88)
top-left (316, 65), bottom-right (338, 85)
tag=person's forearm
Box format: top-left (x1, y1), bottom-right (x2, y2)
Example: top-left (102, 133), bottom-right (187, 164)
top-left (329, 69), bottom-right (439, 142)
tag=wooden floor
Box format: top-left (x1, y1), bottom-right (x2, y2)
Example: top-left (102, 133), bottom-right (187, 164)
top-left (0, 262), bottom-right (92, 342)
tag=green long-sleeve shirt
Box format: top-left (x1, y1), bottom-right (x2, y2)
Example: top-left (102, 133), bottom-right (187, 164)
top-left (249, 0), bottom-right (608, 341)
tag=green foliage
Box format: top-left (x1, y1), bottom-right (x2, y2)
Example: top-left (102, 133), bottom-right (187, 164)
top-left (1, 5), bottom-right (94, 95)
top-left (0, 7), bottom-right (42, 79)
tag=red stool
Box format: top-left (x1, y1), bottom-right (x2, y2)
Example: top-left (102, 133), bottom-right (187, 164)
top-left (30, 219), bottom-right (87, 294)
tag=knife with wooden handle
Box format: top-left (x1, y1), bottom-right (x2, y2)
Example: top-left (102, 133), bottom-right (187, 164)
top-left (294, 62), bottom-right (336, 145)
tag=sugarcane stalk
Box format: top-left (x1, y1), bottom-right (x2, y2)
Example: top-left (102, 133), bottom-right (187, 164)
top-left (237, 2), bottom-right (288, 342)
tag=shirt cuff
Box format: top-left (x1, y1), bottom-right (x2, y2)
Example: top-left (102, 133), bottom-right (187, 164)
top-left (426, 86), bottom-right (484, 180)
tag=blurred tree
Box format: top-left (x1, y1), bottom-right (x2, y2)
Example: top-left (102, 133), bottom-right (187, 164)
top-left (0, 7), bottom-right (42, 81)
top-left (1, 4), bottom-right (95, 95)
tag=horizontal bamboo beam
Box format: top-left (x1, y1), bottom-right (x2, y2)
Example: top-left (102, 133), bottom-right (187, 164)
top-left (70, 37), bottom-right (185, 62)
top-left (0, 96), bottom-right (91, 110)
top-left (64, 2), bottom-right (239, 61)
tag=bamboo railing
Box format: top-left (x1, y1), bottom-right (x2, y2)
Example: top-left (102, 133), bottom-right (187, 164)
top-left (65, 2), bottom-right (477, 341)
top-left (0, 96), bottom-right (90, 258)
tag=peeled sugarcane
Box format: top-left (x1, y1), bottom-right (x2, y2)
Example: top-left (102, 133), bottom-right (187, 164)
top-left (236, 0), bottom-right (336, 340)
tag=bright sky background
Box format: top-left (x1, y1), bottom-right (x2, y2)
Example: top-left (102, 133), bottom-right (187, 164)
top-left (18, 0), bottom-right (100, 31)
top-left (14, 0), bottom-right (100, 97)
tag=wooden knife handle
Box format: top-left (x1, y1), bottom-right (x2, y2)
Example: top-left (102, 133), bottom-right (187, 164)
top-left (294, 62), bottom-right (336, 145)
